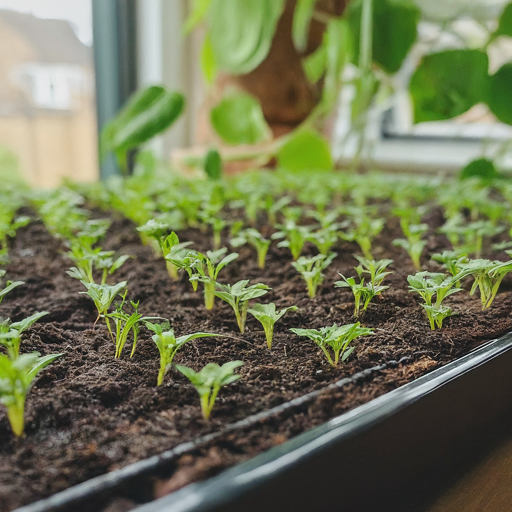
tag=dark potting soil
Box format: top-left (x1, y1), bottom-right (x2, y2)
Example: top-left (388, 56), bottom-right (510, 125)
top-left (1, 210), bottom-right (512, 512)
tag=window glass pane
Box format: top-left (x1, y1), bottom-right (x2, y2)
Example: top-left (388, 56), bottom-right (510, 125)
top-left (0, 0), bottom-right (98, 187)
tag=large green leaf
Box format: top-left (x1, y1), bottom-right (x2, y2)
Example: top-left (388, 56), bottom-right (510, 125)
top-left (277, 129), bottom-right (332, 172)
top-left (348, 0), bottom-right (420, 74)
top-left (487, 63), bottom-right (512, 125)
top-left (204, 149), bottom-right (223, 180)
top-left (494, 2), bottom-right (512, 38)
top-left (207, 0), bottom-right (285, 75)
top-left (459, 158), bottom-right (503, 183)
top-left (112, 91), bottom-right (185, 152)
top-left (410, 49), bottom-right (489, 123)
top-left (210, 93), bottom-right (271, 145)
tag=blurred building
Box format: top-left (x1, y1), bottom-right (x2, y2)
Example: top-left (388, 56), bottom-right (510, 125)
top-left (0, 9), bottom-right (98, 187)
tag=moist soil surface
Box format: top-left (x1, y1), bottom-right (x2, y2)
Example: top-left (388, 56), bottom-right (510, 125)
top-left (1, 209), bottom-right (512, 512)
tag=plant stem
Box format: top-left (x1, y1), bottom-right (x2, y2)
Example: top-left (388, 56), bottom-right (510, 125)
top-left (200, 394), bottom-right (211, 420)
top-left (166, 261), bottom-right (179, 280)
top-left (204, 281), bottom-right (215, 310)
top-left (264, 324), bottom-right (274, 350)
top-left (7, 399), bottom-right (24, 437)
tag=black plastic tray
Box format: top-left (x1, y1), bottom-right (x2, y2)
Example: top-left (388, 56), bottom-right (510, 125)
top-left (16, 333), bottom-right (512, 512)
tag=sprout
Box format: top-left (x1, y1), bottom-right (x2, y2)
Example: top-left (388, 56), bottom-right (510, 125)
top-left (107, 294), bottom-right (162, 358)
top-left (247, 303), bottom-right (298, 350)
top-left (340, 207), bottom-right (384, 260)
top-left (458, 256), bottom-right (512, 310)
top-left (392, 223), bottom-right (428, 270)
top-left (230, 228), bottom-right (271, 269)
top-left (137, 221), bottom-right (193, 280)
top-left (66, 245), bottom-right (129, 285)
top-left (271, 220), bottom-right (311, 260)
top-left (0, 271), bottom-right (24, 306)
top-left (80, 281), bottom-right (128, 331)
top-left (290, 323), bottom-right (373, 366)
top-left (407, 271), bottom-right (462, 329)
top-left (292, 253), bottom-right (337, 299)
top-left (146, 321), bottom-right (220, 386)
top-left (168, 248), bottom-right (239, 310)
top-left (176, 361), bottom-right (243, 420)
top-left (0, 352), bottom-right (62, 436)
top-left (431, 250), bottom-right (469, 283)
top-left (307, 228), bottom-right (339, 256)
top-left (214, 280), bottom-right (271, 333)
top-left (335, 257), bottom-right (393, 317)
top-left (0, 312), bottom-right (49, 360)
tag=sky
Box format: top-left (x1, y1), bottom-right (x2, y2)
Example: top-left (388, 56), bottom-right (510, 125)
top-left (0, 0), bottom-right (93, 45)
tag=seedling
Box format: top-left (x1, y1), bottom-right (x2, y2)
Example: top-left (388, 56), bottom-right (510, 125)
top-left (198, 206), bottom-right (227, 249)
top-left (432, 250), bottom-right (469, 277)
top-left (439, 216), bottom-right (504, 257)
top-left (0, 352), bottom-right (62, 436)
top-left (458, 256), bottom-right (512, 310)
top-left (392, 223), bottom-right (428, 270)
top-left (308, 227), bottom-right (339, 255)
top-left (146, 321), bottom-right (220, 386)
top-left (137, 221), bottom-right (193, 279)
top-left (214, 280), bottom-right (270, 333)
top-left (407, 272), bottom-right (462, 329)
top-left (340, 207), bottom-right (384, 260)
top-left (0, 271), bottom-right (24, 306)
top-left (107, 294), bottom-right (162, 358)
top-left (335, 257), bottom-right (393, 317)
top-left (169, 248), bottom-right (238, 310)
top-left (0, 214), bottom-right (30, 263)
top-left (67, 246), bottom-right (129, 285)
top-left (290, 323), bottom-right (373, 366)
top-left (80, 281), bottom-right (128, 332)
top-left (0, 312), bottom-right (49, 360)
top-left (230, 228), bottom-right (271, 269)
top-left (271, 220), bottom-right (311, 260)
top-left (292, 253), bottom-right (336, 298)
top-left (176, 361), bottom-right (243, 420)
top-left (247, 303), bottom-right (298, 349)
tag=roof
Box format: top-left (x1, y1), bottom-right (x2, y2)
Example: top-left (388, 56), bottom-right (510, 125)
top-left (0, 9), bottom-right (91, 66)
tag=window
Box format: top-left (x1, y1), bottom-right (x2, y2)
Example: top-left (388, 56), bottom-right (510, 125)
top-left (0, 0), bottom-right (98, 187)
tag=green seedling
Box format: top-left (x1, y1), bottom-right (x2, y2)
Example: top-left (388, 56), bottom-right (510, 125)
top-left (0, 312), bottom-right (48, 360)
top-left (80, 281), bottom-right (128, 332)
top-left (290, 323), bottom-right (373, 366)
top-left (0, 213), bottom-right (30, 263)
top-left (247, 303), bottom-right (298, 350)
top-left (214, 280), bottom-right (271, 333)
top-left (230, 228), bottom-right (271, 269)
top-left (0, 352), bottom-right (62, 436)
top-left (176, 361), bottom-right (243, 420)
top-left (439, 215), bottom-right (504, 257)
top-left (431, 250), bottom-right (469, 279)
top-left (0, 271), bottom-right (24, 306)
top-left (146, 321), bottom-right (220, 386)
top-left (292, 253), bottom-right (336, 298)
top-left (271, 220), bottom-right (311, 260)
top-left (264, 195), bottom-right (292, 225)
top-left (407, 272), bottom-right (462, 329)
top-left (107, 293), bottom-right (161, 358)
top-left (392, 223), bottom-right (428, 270)
top-left (458, 256), bottom-right (512, 310)
top-left (137, 221), bottom-right (193, 279)
top-left (335, 257), bottom-right (393, 317)
top-left (199, 207), bottom-right (227, 249)
top-left (169, 248), bottom-right (238, 310)
top-left (340, 208), bottom-right (384, 260)
top-left (67, 245), bottom-right (129, 284)
top-left (308, 227), bottom-right (339, 255)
